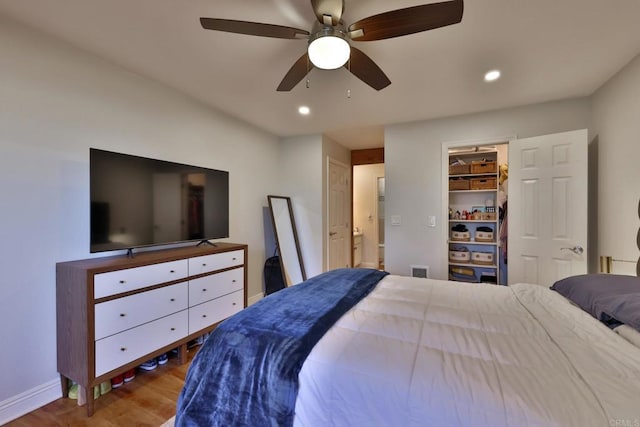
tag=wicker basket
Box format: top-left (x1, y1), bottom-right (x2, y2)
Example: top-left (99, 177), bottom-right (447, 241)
top-left (470, 177), bottom-right (497, 190)
top-left (449, 179), bottom-right (470, 190)
top-left (449, 163), bottom-right (470, 175)
top-left (471, 160), bottom-right (497, 174)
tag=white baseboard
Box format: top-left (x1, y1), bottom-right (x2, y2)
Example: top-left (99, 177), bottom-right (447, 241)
top-left (248, 292), bottom-right (264, 306)
top-left (0, 378), bottom-right (61, 425)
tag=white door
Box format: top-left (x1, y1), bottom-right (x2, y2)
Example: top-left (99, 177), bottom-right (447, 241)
top-left (328, 159), bottom-right (351, 270)
top-left (508, 129), bottom-right (588, 285)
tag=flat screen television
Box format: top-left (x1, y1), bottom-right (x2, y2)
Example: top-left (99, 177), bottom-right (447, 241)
top-left (90, 148), bottom-right (229, 253)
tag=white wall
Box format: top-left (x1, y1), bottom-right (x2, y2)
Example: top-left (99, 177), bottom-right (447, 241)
top-left (592, 53), bottom-right (640, 274)
top-left (384, 98), bottom-right (592, 279)
top-left (0, 17), bottom-right (279, 421)
top-left (278, 135), bottom-right (324, 278)
top-left (275, 134), bottom-right (351, 277)
top-left (353, 164), bottom-right (385, 268)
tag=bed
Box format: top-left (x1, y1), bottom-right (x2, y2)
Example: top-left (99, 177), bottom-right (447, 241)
top-left (175, 268), bottom-right (640, 426)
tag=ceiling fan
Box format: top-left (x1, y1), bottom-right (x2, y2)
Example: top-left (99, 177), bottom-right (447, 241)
top-left (200, 0), bottom-right (464, 92)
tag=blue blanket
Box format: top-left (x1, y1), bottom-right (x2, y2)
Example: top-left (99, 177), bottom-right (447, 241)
top-left (175, 268), bottom-right (388, 427)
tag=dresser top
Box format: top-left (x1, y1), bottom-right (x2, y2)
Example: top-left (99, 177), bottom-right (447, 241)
top-left (57, 242), bottom-right (247, 273)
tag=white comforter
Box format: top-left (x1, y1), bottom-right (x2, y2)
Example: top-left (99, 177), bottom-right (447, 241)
top-left (294, 275), bottom-right (640, 426)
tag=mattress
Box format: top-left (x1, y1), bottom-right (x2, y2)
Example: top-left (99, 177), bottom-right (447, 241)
top-left (294, 275), bottom-right (640, 426)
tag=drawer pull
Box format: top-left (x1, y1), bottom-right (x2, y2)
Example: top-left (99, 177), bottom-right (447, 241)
top-left (232, 280), bottom-right (236, 283)
top-left (119, 280), bottom-right (126, 284)
top-left (202, 263), bottom-right (207, 267)
top-left (119, 313), bottom-right (126, 317)
top-left (232, 302), bottom-right (237, 306)
top-left (170, 270), bottom-right (175, 273)
top-left (202, 288), bottom-right (207, 292)
top-left (233, 257), bottom-right (237, 261)
top-left (170, 327), bottom-right (176, 331)
top-left (202, 314), bottom-right (207, 318)
top-left (170, 298), bottom-right (175, 302)
top-left (120, 347), bottom-right (126, 352)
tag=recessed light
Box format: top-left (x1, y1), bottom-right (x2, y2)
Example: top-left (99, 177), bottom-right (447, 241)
top-left (484, 69), bottom-right (501, 82)
top-left (298, 106), bottom-right (310, 115)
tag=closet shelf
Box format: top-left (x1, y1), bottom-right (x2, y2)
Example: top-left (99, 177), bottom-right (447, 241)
top-left (449, 219), bottom-right (498, 223)
top-left (448, 261), bottom-right (497, 269)
top-left (448, 240), bottom-right (498, 246)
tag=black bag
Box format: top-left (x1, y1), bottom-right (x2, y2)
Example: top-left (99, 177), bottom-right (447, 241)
top-left (264, 256), bottom-right (285, 295)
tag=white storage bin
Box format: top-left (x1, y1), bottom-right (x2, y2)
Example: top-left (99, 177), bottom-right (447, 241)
top-left (472, 252), bottom-right (494, 265)
top-left (451, 231), bottom-right (471, 241)
top-left (449, 250), bottom-right (471, 263)
top-left (475, 231), bottom-right (494, 242)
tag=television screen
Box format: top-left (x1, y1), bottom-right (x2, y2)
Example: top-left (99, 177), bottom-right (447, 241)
top-left (90, 148), bottom-right (229, 253)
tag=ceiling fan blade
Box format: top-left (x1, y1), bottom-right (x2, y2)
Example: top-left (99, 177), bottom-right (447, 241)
top-left (348, 0), bottom-right (463, 41)
top-left (345, 47), bottom-right (391, 91)
top-left (311, 0), bottom-right (344, 26)
top-left (200, 18), bottom-right (309, 39)
top-left (277, 53), bottom-right (314, 91)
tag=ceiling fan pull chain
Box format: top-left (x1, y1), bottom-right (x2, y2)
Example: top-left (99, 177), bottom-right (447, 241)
top-left (305, 54), bottom-right (311, 88)
top-left (347, 57), bottom-right (352, 98)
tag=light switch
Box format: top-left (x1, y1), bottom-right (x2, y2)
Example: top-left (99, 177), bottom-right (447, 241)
top-left (391, 215), bottom-right (401, 226)
top-left (428, 216), bottom-right (436, 227)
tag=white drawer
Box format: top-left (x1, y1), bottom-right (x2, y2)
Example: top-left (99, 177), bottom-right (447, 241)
top-left (94, 283), bottom-right (188, 340)
top-left (94, 260), bottom-right (188, 299)
top-left (188, 290), bottom-right (243, 334)
top-left (188, 250), bottom-right (244, 276)
top-left (188, 268), bottom-right (244, 307)
top-left (95, 310), bottom-right (188, 377)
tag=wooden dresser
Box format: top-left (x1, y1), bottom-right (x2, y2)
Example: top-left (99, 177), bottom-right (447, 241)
top-left (56, 243), bottom-right (247, 416)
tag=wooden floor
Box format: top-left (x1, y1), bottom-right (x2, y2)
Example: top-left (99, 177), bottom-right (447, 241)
top-left (7, 349), bottom-right (197, 427)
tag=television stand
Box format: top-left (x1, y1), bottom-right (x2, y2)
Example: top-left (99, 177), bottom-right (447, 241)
top-left (197, 240), bottom-right (217, 247)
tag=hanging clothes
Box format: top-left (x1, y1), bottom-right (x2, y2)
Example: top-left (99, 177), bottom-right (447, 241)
top-left (498, 164), bottom-right (508, 259)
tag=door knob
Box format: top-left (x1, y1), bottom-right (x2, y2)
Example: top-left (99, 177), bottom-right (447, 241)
top-left (561, 245), bottom-right (584, 255)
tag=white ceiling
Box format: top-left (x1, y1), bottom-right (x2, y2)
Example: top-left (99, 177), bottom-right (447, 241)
top-left (1, 0), bottom-right (639, 149)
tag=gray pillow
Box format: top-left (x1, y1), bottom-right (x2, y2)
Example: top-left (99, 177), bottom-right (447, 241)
top-left (551, 274), bottom-right (640, 331)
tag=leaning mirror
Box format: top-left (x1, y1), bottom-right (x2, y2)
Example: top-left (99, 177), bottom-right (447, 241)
top-left (267, 195), bottom-right (306, 286)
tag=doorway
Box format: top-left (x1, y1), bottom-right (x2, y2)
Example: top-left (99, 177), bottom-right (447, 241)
top-left (441, 130), bottom-right (588, 286)
top-left (377, 176), bottom-right (385, 270)
top-left (352, 148), bottom-right (384, 269)
top-left (444, 141), bottom-right (508, 285)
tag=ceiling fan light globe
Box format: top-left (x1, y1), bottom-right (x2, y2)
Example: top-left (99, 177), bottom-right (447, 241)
top-left (308, 35), bottom-right (350, 70)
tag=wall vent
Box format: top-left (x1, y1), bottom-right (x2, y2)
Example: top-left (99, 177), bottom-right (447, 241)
top-left (410, 265), bottom-right (429, 279)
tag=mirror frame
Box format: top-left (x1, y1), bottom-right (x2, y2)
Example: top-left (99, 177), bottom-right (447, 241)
top-left (267, 195), bottom-right (307, 286)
